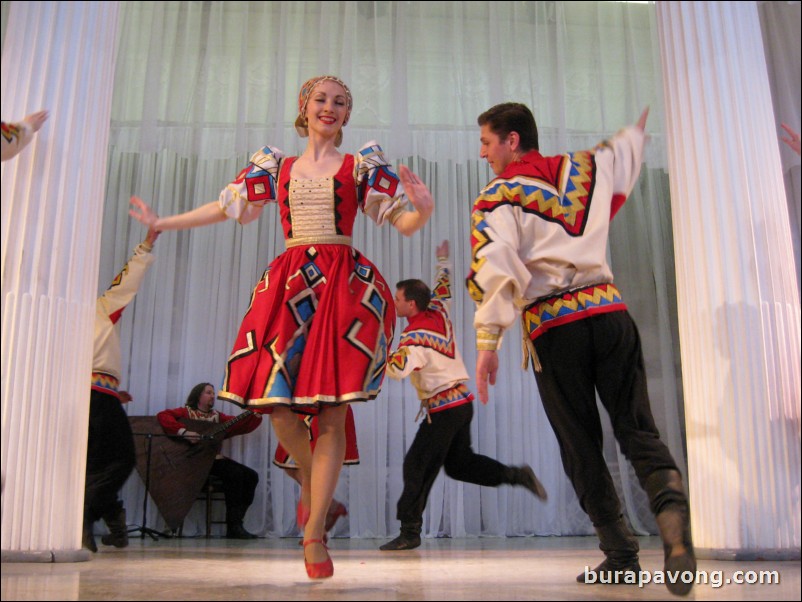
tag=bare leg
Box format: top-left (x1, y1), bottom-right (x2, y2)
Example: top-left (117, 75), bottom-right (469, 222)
top-left (271, 407), bottom-right (313, 512)
top-left (304, 404), bottom-right (347, 564)
top-left (284, 467), bottom-right (345, 537)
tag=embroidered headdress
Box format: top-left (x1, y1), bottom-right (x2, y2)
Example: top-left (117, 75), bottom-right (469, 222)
top-left (294, 75), bottom-right (352, 147)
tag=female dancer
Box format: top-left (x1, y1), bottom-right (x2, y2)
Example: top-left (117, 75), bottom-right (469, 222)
top-left (130, 75), bottom-right (433, 578)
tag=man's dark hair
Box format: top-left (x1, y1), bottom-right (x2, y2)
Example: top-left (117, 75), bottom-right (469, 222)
top-left (396, 279), bottom-right (431, 312)
top-left (186, 382), bottom-right (214, 409)
top-left (477, 102), bottom-right (539, 152)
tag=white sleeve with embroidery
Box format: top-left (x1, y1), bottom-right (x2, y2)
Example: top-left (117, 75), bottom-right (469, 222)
top-left (468, 200), bottom-right (529, 350)
top-left (354, 141), bottom-right (409, 226)
top-left (97, 244), bottom-right (156, 319)
top-left (1, 120), bottom-right (33, 161)
top-left (386, 344), bottom-right (428, 380)
top-left (601, 125), bottom-right (645, 199)
top-left (219, 146), bottom-right (284, 225)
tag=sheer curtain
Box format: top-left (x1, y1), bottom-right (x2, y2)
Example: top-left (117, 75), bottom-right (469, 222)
top-left (97, 0), bottom-right (680, 539)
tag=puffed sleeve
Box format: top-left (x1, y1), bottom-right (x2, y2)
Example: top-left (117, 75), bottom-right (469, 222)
top-left (219, 146), bottom-right (285, 225)
top-left (354, 141), bottom-right (409, 226)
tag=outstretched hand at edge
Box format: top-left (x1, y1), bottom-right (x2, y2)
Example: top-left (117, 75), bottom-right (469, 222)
top-left (23, 110), bottom-right (49, 133)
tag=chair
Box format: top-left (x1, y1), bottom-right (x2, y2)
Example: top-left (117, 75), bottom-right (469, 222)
top-left (178, 475), bottom-right (227, 538)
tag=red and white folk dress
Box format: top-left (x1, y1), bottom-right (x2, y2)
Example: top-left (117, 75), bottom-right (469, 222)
top-left (216, 142), bottom-right (406, 414)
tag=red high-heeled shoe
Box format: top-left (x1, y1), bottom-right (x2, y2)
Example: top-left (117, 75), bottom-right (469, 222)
top-left (297, 500), bottom-right (310, 528)
top-left (303, 538), bottom-right (333, 579)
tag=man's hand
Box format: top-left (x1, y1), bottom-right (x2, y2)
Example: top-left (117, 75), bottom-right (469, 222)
top-left (23, 110), bottom-right (49, 133)
top-left (436, 240), bottom-right (449, 260)
top-left (183, 431), bottom-right (202, 444)
top-left (476, 349), bottom-right (499, 405)
top-left (636, 107), bottom-right (649, 132)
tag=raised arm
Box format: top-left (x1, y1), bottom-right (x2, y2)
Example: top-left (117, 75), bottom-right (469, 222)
top-left (636, 106), bottom-right (649, 132)
top-left (392, 165), bottom-right (434, 236)
top-left (431, 240), bottom-right (452, 303)
top-left (129, 196), bottom-right (227, 232)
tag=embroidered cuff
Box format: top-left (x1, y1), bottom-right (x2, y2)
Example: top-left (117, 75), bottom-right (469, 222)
top-left (476, 328), bottom-right (502, 351)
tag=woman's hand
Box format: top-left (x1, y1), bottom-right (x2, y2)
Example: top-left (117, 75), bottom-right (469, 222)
top-left (129, 196), bottom-right (160, 230)
top-left (393, 165), bottom-right (434, 236)
top-left (399, 165), bottom-right (434, 219)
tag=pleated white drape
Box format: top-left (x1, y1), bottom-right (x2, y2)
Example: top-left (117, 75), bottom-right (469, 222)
top-left (1, 0), bottom-right (120, 558)
top-left (657, 0), bottom-right (800, 556)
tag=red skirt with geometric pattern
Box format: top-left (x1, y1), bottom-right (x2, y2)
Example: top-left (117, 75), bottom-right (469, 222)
top-left (218, 243), bottom-right (395, 415)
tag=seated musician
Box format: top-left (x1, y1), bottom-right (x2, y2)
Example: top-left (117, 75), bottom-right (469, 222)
top-left (157, 382), bottom-right (263, 539)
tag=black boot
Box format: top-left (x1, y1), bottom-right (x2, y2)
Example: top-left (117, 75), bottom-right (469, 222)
top-left (577, 518), bottom-right (641, 584)
top-left (226, 503), bottom-right (257, 539)
top-left (101, 507), bottom-right (129, 548)
top-left (506, 465), bottom-right (548, 500)
top-left (226, 522), bottom-right (258, 539)
top-left (646, 469), bottom-right (696, 596)
top-left (379, 521), bottom-right (422, 551)
top-left (82, 521), bottom-right (98, 553)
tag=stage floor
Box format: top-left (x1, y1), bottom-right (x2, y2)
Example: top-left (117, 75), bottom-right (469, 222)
top-left (2, 536), bottom-right (800, 601)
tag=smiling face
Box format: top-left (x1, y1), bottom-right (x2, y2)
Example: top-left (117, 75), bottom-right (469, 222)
top-left (304, 79), bottom-right (349, 140)
top-left (479, 124), bottom-right (517, 176)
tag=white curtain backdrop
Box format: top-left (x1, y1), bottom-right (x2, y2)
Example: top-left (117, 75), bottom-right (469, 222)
top-left (3, 0), bottom-right (796, 545)
top-left (96, 0), bottom-right (687, 540)
top-left (1, 0), bottom-right (797, 545)
top-left (0, 0), bottom-right (694, 540)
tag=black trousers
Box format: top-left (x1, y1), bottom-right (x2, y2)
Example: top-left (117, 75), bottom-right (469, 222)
top-left (532, 311), bottom-right (678, 527)
top-left (84, 390), bottom-right (136, 522)
top-left (396, 402), bottom-right (511, 524)
top-left (209, 457), bottom-right (259, 525)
